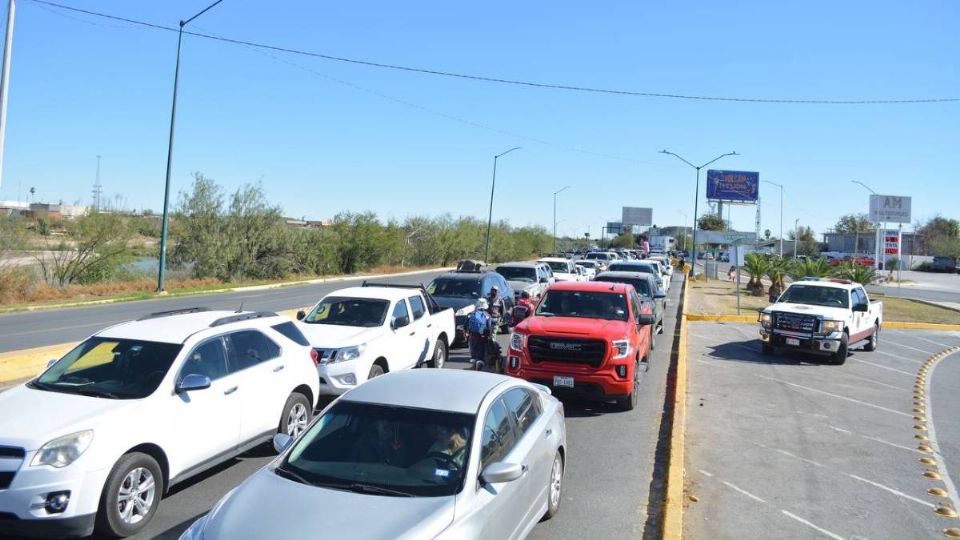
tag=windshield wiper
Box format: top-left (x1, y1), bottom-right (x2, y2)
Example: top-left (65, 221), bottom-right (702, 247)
top-left (74, 388), bottom-right (121, 399)
top-left (274, 465), bottom-right (312, 486)
top-left (347, 483), bottom-right (414, 497)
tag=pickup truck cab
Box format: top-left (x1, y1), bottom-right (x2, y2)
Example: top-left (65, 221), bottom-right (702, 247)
top-left (759, 279), bottom-right (883, 365)
top-left (296, 284), bottom-right (455, 395)
top-left (538, 257), bottom-right (583, 282)
top-left (495, 262), bottom-right (552, 300)
top-left (506, 281), bottom-right (655, 410)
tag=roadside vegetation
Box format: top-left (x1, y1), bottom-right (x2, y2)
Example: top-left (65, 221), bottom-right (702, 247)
top-left (0, 173), bottom-right (552, 306)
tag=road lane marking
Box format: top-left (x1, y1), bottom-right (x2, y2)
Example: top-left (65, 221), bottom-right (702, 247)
top-left (757, 375), bottom-right (911, 417)
top-left (775, 448), bottom-right (826, 468)
top-left (698, 469), bottom-right (714, 477)
top-left (720, 480), bottom-right (767, 504)
top-left (875, 350), bottom-right (923, 364)
top-left (884, 340), bottom-right (937, 355)
top-left (921, 350), bottom-right (960, 516)
top-left (780, 510), bottom-right (845, 540)
top-left (851, 359), bottom-right (915, 376)
top-left (839, 372), bottom-right (911, 392)
top-left (827, 424), bottom-right (922, 454)
top-left (910, 335), bottom-right (954, 349)
top-left (845, 474), bottom-right (935, 509)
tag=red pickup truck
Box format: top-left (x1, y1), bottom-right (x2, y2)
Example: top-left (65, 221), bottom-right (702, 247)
top-left (505, 281), bottom-right (655, 410)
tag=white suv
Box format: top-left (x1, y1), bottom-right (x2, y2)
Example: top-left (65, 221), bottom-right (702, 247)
top-left (0, 308), bottom-right (320, 538)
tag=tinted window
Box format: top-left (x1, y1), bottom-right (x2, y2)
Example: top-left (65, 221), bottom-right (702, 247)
top-left (502, 388), bottom-right (542, 438)
top-left (537, 290), bottom-right (629, 321)
top-left (227, 330), bottom-right (281, 370)
top-left (304, 297), bottom-right (389, 327)
top-left (272, 321), bottom-right (310, 346)
top-left (541, 260), bottom-right (571, 273)
top-left (497, 266), bottom-right (537, 282)
top-left (853, 288), bottom-right (868, 306)
top-left (631, 290), bottom-right (643, 320)
top-left (392, 300), bottom-right (410, 328)
top-left (427, 277), bottom-right (481, 298)
top-left (594, 275), bottom-right (651, 296)
top-left (183, 338), bottom-right (229, 381)
top-left (778, 285), bottom-right (849, 309)
top-left (481, 399), bottom-right (517, 468)
top-left (408, 295), bottom-right (426, 320)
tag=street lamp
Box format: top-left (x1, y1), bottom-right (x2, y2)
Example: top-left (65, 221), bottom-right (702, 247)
top-left (553, 185), bottom-right (570, 253)
top-left (157, 0), bottom-right (227, 292)
top-left (484, 146), bottom-right (521, 263)
top-left (660, 150), bottom-right (738, 273)
top-left (851, 180), bottom-right (882, 269)
top-left (762, 180), bottom-right (784, 257)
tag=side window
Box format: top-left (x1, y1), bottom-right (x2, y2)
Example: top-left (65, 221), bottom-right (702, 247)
top-left (391, 300), bottom-right (410, 328)
top-left (271, 321), bottom-right (309, 346)
top-left (502, 388), bottom-right (542, 439)
top-left (855, 288), bottom-right (868, 306)
top-left (227, 330), bottom-right (281, 371)
top-left (182, 338), bottom-right (229, 381)
top-left (480, 399), bottom-right (518, 468)
top-left (408, 295), bottom-right (426, 320)
top-left (631, 291), bottom-right (643, 320)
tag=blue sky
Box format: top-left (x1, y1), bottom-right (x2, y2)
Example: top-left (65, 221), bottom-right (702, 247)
top-left (1, 0), bottom-right (957, 239)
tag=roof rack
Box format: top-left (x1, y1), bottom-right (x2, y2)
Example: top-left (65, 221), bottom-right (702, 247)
top-left (137, 307), bottom-right (210, 321)
top-left (455, 260), bottom-right (486, 273)
top-left (209, 311), bottom-right (279, 327)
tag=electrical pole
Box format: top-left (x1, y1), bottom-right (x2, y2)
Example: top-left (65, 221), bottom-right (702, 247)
top-left (93, 155), bottom-right (102, 212)
top-left (0, 0), bottom-right (16, 193)
top-left (553, 185), bottom-right (570, 253)
top-left (483, 146), bottom-right (521, 263)
top-left (794, 219), bottom-right (799, 259)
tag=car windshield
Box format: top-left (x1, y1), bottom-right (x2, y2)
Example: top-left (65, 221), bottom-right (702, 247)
top-left (31, 338), bottom-right (182, 399)
top-left (609, 262), bottom-right (655, 275)
top-left (576, 261), bottom-right (597, 268)
top-left (279, 401), bottom-right (474, 497)
top-left (778, 285), bottom-right (850, 308)
top-left (594, 276), bottom-right (651, 296)
top-left (585, 253), bottom-right (608, 260)
top-left (535, 290), bottom-right (629, 321)
top-left (542, 261), bottom-right (570, 273)
top-left (427, 278), bottom-right (480, 298)
top-left (304, 297), bottom-right (389, 327)
top-left (496, 266), bottom-right (536, 282)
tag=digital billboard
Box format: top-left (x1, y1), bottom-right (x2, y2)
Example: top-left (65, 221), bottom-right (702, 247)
top-left (706, 170), bottom-right (759, 202)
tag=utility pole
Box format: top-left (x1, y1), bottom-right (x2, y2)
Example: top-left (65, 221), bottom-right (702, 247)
top-left (483, 146), bottom-right (521, 263)
top-left (92, 155), bottom-right (102, 212)
top-left (553, 185), bottom-right (570, 253)
top-left (794, 218), bottom-right (799, 259)
top-left (0, 0), bottom-right (16, 193)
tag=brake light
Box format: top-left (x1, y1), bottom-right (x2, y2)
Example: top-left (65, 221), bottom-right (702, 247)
top-left (310, 349), bottom-right (319, 366)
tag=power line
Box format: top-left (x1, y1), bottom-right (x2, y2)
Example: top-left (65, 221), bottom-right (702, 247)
top-left (25, 0), bottom-right (960, 106)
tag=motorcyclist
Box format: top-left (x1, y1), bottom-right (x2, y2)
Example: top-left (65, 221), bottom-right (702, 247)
top-left (466, 299), bottom-right (492, 370)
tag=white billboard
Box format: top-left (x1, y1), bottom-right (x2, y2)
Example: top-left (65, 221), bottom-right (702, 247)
top-left (622, 207), bottom-right (652, 226)
top-left (869, 195), bottom-right (911, 223)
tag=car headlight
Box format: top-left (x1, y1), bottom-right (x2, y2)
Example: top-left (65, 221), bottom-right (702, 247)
top-left (31, 430), bottom-right (93, 468)
top-left (820, 320), bottom-right (843, 334)
top-left (612, 339), bottom-right (631, 359)
top-left (336, 344), bottom-right (366, 362)
top-left (179, 515), bottom-right (208, 540)
top-left (510, 333), bottom-right (527, 352)
top-left (759, 312), bottom-right (772, 328)
top-left (455, 304), bottom-right (476, 317)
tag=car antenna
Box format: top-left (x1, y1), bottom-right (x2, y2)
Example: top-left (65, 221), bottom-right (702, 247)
top-left (236, 301), bottom-right (244, 313)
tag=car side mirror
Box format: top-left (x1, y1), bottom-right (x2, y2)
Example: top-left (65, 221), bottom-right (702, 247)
top-left (392, 315), bottom-right (410, 329)
top-left (481, 462), bottom-right (524, 484)
top-left (655, 292), bottom-right (667, 299)
top-left (176, 374), bottom-right (211, 393)
top-left (296, 310), bottom-right (306, 321)
top-left (273, 433), bottom-right (294, 453)
top-left (637, 313), bottom-right (655, 326)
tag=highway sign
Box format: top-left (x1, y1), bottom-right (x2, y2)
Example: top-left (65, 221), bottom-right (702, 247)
top-left (869, 195), bottom-right (911, 223)
top-left (706, 170), bottom-right (759, 202)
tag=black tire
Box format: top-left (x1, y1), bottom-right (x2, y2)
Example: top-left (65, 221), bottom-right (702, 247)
top-left (761, 341), bottom-right (774, 355)
top-left (863, 324), bottom-right (879, 352)
top-left (368, 363), bottom-right (385, 379)
top-left (830, 333), bottom-right (849, 365)
top-left (657, 317), bottom-right (664, 335)
top-left (616, 360), bottom-right (640, 411)
top-left (279, 392), bottom-right (312, 438)
top-left (649, 326), bottom-right (656, 351)
top-left (432, 339), bottom-right (448, 369)
top-left (95, 452), bottom-right (164, 538)
top-left (543, 451), bottom-right (564, 520)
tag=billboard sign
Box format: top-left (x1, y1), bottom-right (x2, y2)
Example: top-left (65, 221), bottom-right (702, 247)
top-left (606, 221), bottom-right (623, 235)
top-left (706, 170), bottom-right (760, 202)
top-left (697, 231), bottom-right (758, 245)
top-left (621, 207), bottom-right (653, 227)
top-left (869, 195), bottom-right (911, 223)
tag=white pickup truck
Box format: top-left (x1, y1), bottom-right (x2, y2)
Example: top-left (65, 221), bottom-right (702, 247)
top-left (539, 257), bottom-right (584, 282)
top-left (296, 283), bottom-right (455, 395)
top-left (758, 279), bottom-right (883, 365)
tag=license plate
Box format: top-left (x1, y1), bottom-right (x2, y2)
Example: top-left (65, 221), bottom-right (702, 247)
top-left (786, 337), bottom-right (800, 346)
top-left (553, 376), bottom-right (575, 388)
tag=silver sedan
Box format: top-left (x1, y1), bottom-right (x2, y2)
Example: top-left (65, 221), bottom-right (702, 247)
top-left (180, 369), bottom-right (567, 540)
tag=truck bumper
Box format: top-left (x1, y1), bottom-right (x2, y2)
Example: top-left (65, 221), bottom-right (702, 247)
top-left (510, 365), bottom-right (632, 401)
top-left (760, 329), bottom-right (843, 355)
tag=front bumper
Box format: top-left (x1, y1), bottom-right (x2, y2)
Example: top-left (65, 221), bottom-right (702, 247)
top-left (0, 512), bottom-right (96, 539)
top-left (316, 360), bottom-right (362, 396)
top-left (508, 361), bottom-right (632, 400)
top-left (760, 329), bottom-right (843, 355)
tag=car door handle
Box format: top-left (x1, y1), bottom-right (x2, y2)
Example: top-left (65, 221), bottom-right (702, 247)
top-left (273, 365), bottom-right (285, 373)
top-left (409, 331), bottom-right (416, 336)
top-left (521, 464), bottom-right (529, 474)
top-left (427, 323), bottom-right (433, 328)
top-left (546, 428), bottom-right (553, 437)
top-left (224, 386), bottom-right (239, 395)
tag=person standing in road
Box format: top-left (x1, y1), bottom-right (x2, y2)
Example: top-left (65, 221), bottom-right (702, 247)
top-left (467, 299), bottom-right (492, 370)
top-left (513, 290), bottom-right (535, 324)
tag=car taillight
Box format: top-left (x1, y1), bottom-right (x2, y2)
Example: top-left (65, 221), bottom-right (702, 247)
top-left (310, 349), bottom-right (319, 366)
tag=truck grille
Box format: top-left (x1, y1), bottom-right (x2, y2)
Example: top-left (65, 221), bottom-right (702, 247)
top-left (528, 337), bottom-right (606, 367)
top-left (774, 313), bottom-right (817, 333)
top-left (0, 446), bottom-right (25, 490)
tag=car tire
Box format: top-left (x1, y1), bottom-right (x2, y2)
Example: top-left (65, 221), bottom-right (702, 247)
top-left (830, 333), bottom-right (849, 365)
top-left (657, 317), bottom-right (664, 335)
top-left (863, 324), bottom-right (879, 352)
top-left (543, 451), bottom-right (564, 520)
top-left (95, 452), bottom-right (164, 538)
top-left (616, 360), bottom-right (640, 411)
top-left (649, 327), bottom-right (656, 351)
top-left (280, 393), bottom-right (312, 438)
top-left (761, 341), bottom-right (774, 355)
top-left (368, 363), bottom-right (385, 379)
top-left (432, 339), bottom-right (448, 369)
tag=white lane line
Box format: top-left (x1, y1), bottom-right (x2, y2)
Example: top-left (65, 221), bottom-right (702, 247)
top-left (781, 510), bottom-right (845, 540)
top-left (845, 473), bottom-right (935, 509)
top-left (698, 469), bottom-right (714, 477)
top-left (775, 448), bottom-right (826, 468)
top-left (851, 359), bottom-right (915, 376)
top-left (829, 425), bottom-right (852, 434)
top-left (884, 340), bottom-right (937, 355)
top-left (910, 335), bottom-right (954, 349)
top-left (720, 479), bottom-right (767, 504)
top-left (838, 372), bottom-right (911, 392)
top-left (758, 375), bottom-right (912, 417)
top-left (922, 351), bottom-right (960, 515)
top-left (875, 350), bottom-right (923, 364)
top-left (828, 424), bottom-right (922, 454)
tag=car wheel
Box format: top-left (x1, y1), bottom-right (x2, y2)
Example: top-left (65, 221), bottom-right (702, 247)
top-left (368, 363), bottom-right (385, 379)
top-left (863, 324), bottom-right (879, 352)
top-left (762, 341), bottom-right (774, 355)
top-left (543, 451), bottom-right (564, 520)
top-left (280, 393), bottom-right (312, 438)
top-left (649, 327), bottom-right (656, 351)
top-left (432, 339), bottom-right (448, 369)
top-left (616, 360), bottom-right (640, 411)
top-left (95, 452), bottom-right (163, 538)
top-left (830, 333), bottom-right (849, 365)
top-left (657, 317), bottom-right (664, 335)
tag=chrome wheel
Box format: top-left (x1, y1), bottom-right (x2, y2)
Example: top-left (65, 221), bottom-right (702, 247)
top-left (117, 467), bottom-right (156, 525)
top-left (550, 455), bottom-right (563, 509)
top-left (286, 402), bottom-right (309, 437)
top-left (434, 341), bottom-right (447, 369)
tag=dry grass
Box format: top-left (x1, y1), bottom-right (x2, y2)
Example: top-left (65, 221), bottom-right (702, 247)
top-left (687, 277), bottom-right (960, 324)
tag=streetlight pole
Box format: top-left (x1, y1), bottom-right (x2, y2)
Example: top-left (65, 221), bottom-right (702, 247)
top-left (660, 150), bottom-right (739, 274)
top-left (762, 180), bottom-right (784, 257)
top-left (157, 0), bottom-right (227, 293)
top-left (553, 185), bottom-right (570, 253)
top-left (678, 210), bottom-right (688, 252)
top-left (794, 218), bottom-right (799, 259)
top-left (484, 146), bottom-right (521, 263)
top-left (851, 180), bottom-right (882, 270)
top-left (0, 0), bottom-right (16, 194)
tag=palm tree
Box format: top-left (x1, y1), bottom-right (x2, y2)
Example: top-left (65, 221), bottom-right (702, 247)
top-left (788, 257), bottom-right (832, 281)
top-left (837, 261), bottom-right (877, 285)
top-left (743, 253), bottom-right (769, 296)
top-left (765, 256), bottom-right (788, 300)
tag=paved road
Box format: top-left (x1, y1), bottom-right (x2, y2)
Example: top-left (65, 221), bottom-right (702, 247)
top-left (0, 270), bottom-right (448, 353)
top-left (3, 274), bottom-right (684, 540)
top-left (684, 322), bottom-right (960, 539)
top-left (930, 348), bottom-right (960, 520)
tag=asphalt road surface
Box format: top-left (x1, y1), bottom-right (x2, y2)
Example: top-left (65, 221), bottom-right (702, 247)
top-left (2, 273), bottom-right (684, 540)
top-left (0, 269), bottom-right (448, 353)
top-left (684, 322), bottom-right (960, 539)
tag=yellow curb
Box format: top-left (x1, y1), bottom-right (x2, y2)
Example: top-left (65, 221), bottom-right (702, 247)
top-left (662, 278), bottom-right (689, 540)
top-left (685, 313), bottom-right (756, 323)
top-left (884, 322), bottom-right (960, 331)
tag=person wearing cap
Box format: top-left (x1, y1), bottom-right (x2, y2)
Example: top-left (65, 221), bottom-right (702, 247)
top-left (466, 298), bottom-right (492, 369)
top-left (513, 290), bottom-right (535, 324)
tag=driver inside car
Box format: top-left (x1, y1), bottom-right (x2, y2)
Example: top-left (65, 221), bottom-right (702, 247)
top-left (425, 424), bottom-right (467, 469)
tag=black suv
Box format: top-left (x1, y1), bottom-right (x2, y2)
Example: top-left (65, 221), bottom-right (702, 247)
top-left (427, 269), bottom-right (515, 343)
